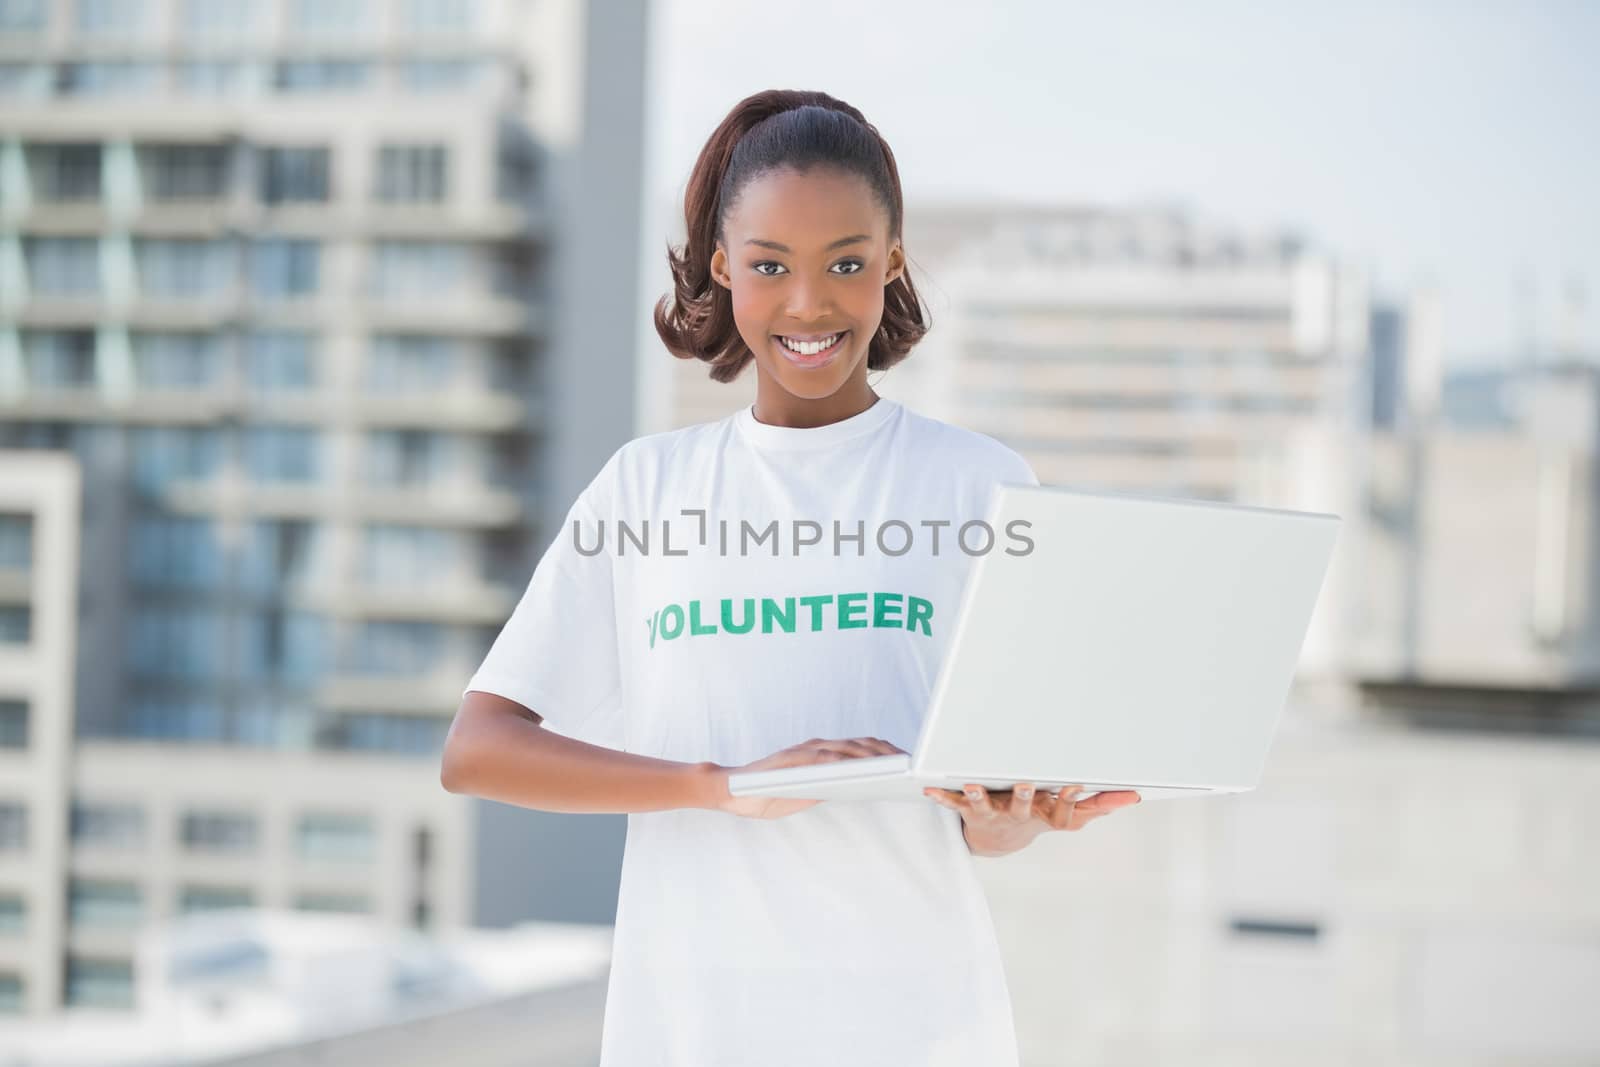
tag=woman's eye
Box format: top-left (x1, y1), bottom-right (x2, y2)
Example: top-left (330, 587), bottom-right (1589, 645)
top-left (752, 260), bottom-right (864, 277)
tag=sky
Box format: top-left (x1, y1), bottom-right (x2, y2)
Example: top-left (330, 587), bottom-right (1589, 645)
top-left (644, 0), bottom-right (1599, 369)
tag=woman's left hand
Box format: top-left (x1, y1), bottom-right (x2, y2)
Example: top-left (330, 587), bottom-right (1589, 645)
top-left (922, 783), bottom-right (1142, 857)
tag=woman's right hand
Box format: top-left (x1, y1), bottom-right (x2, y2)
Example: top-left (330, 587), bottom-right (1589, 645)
top-left (708, 736), bottom-right (907, 819)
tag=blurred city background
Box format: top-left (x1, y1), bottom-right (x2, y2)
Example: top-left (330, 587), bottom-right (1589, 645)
top-left (0, 0), bottom-right (1595, 1064)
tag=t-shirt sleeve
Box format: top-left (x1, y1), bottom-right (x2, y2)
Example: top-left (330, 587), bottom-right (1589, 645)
top-left (1004, 448), bottom-right (1040, 488)
top-left (461, 453), bottom-right (625, 750)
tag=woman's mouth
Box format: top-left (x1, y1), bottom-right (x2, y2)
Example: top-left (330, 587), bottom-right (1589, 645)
top-left (773, 330), bottom-right (848, 369)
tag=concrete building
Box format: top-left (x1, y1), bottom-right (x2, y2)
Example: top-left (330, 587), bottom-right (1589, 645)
top-left (0, 0), bottom-right (648, 1015)
top-left (0, 451), bottom-right (80, 1017)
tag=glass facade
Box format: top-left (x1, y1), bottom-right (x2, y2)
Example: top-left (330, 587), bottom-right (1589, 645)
top-left (69, 803), bottom-right (145, 848)
top-left (250, 238), bottom-right (320, 299)
top-left (295, 813), bottom-right (375, 862)
top-left (67, 880), bottom-right (142, 927)
top-left (180, 812), bottom-right (258, 852)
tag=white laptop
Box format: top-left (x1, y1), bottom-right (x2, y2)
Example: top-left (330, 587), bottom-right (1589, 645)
top-left (728, 483), bottom-right (1342, 804)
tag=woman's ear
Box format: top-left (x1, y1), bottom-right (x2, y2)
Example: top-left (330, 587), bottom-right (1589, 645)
top-left (884, 241), bottom-right (906, 287)
top-left (710, 244), bottom-right (731, 290)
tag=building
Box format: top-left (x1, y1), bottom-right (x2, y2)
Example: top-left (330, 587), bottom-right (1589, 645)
top-left (0, 0), bottom-right (647, 1016)
top-left (1, 909), bottom-right (611, 1065)
top-left (0, 451), bottom-right (80, 1016)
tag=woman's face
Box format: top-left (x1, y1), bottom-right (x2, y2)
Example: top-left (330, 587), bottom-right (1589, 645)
top-left (710, 166), bottom-right (905, 421)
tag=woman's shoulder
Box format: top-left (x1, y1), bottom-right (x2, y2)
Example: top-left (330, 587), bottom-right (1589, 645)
top-left (894, 401), bottom-right (1038, 486)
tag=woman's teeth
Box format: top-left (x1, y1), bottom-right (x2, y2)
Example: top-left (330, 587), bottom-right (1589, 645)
top-left (779, 333), bottom-right (841, 356)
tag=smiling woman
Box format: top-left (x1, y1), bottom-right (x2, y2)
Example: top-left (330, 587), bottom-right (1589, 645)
top-left (653, 91), bottom-right (929, 429)
top-left (446, 89), bottom-right (1070, 1067)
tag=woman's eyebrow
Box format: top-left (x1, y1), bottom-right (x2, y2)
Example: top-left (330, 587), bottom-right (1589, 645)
top-left (744, 234), bottom-right (869, 253)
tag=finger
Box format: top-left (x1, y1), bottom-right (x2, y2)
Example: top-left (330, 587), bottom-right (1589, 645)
top-left (1048, 785), bottom-right (1084, 830)
top-left (962, 784), bottom-right (994, 816)
top-left (826, 738), bottom-right (890, 759)
top-left (808, 739), bottom-right (876, 760)
top-left (861, 737), bottom-right (907, 756)
top-left (922, 787), bottom-right (965, 812)
top-left (1075, 790), bottom-right (1140, 815)
top-left (1009, 783), bottom-right (1035, 822)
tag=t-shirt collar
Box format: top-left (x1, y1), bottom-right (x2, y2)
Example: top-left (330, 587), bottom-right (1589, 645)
top-left (733, 395), bottom-right (900, 451)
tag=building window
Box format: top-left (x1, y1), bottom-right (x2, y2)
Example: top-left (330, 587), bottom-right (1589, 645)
top-left (177, 60), bottom-right (244, 94)
top-left (180, 0), bottom-right (254, 36)
top-left (320, 711), bottom-right (448, 756)
top-left (243, 426), bottom-right (319, 483)
top-left (130, 515), bottom-right (222, 588)
top-left (178, 886), bottom-right (253, 913)
top-left (131, 426), bottom-right (221, 492)
top-left (401, 58), bottom-right (481, 92)
top-left (0, 517), bottom-right (33, 573)
top-left (246, 330), bottom-right (315, 392)
top-left (26, 237), bottom-right (100, 297)
top-left (274, 59), bottom-right (369, 92)
top-left (136, 239), bottom-right (235, 299)
top-left (0, 701), bottom-right (26, 749)
top-left (259, 146), bottom-right (328, 205)
top-left (75, 0), bottom-right (146, 34)
top-left (0, 804), bottom-right (26, 851)
top-left (22, 330), bottom-right (95, 389)
top-left (236, 609), bottom-right (326, 684)
top-left (68, 880), bottom-right (142, 928)
top-left (180, 812), bottom-right (258, 853)
top-left (58, 61), bottom-right (158, 95)
top-left (0, 973), bottom-right (20, 1014)
top-left (287, 0), bottom-right (366, 35)
top-left (234, 697), bottom-right (313, 749)
top-left (64, 957), bottom-right (133, 1009)
top-left (349, 620), bottom-right (441, 677)
top-left (127, 697), bottom-right (224, 741)
top-left (364, 429), bottom-right (450, 487)
top-left (374, 145), bottom-right (448, 203)
top-left (0, 1), bottom-right (46, 31)
top-left (70, 803), bottom-right (145, 849)
top-left (240, 519), bottom-right (319, 590)
top-left (132, 332), bottom-right (221, 389)
top-left (127, 606), bottom-right (225, 682)
top-left (0, 607), bottom-right (28, 646)
top-left (370, 240), bottom-right (467, 299)
top-left (140, 144), bottom-right (230, 201)
top-left (361, 524), bottom-right (455, 585)
top-left (292, 891), bottom-right (371, 914)
top-left (401, 0), bottom-right (474, 31)
top-left (295, 813), bottom-right (375, 863)
top-left (365, 335), bottom-right (456, 392)
top-left (30, 143), bottom-right (100, 202)
top-left (0, 63), bottom-right (50, 97)
top-left (250, 239), bottom-right (319, 299)
top-left (0, 895), bottom-right (23, 935)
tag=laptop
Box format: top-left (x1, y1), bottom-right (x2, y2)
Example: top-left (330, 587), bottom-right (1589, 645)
top-left (727, 483), bottom-right (1342, 804)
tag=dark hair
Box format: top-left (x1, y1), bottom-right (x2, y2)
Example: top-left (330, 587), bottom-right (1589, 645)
top-left (654, 89), bottom-right (930, 384)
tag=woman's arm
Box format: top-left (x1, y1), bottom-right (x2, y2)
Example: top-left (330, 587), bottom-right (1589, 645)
top-left (440, 690), bottom-right (724, 814)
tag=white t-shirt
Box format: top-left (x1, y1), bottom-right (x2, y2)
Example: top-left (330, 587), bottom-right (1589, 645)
top-left (463, 395), bottom-right (1037, 1067)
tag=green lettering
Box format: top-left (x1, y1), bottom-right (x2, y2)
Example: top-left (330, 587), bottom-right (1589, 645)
top-left (872, 592), bottom-right (904, 628)
top-left (721, 597), bottom-right (755, 634)
top-left (905, 596), bottom-right (933, 636)
top-left (688, 599), bottom-right (717, 635)
top-left (660, 604), bottom-right (684, 640)
top-left (837, 591), bottom-right (869, 629)
top-left (761, 597), bottom-right (795, 634)
top-left (798, 594), bottom-right (833, 631)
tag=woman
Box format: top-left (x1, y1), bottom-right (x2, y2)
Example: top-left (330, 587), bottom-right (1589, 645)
top-left (442, 88), bottom-right (1140, 1067)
